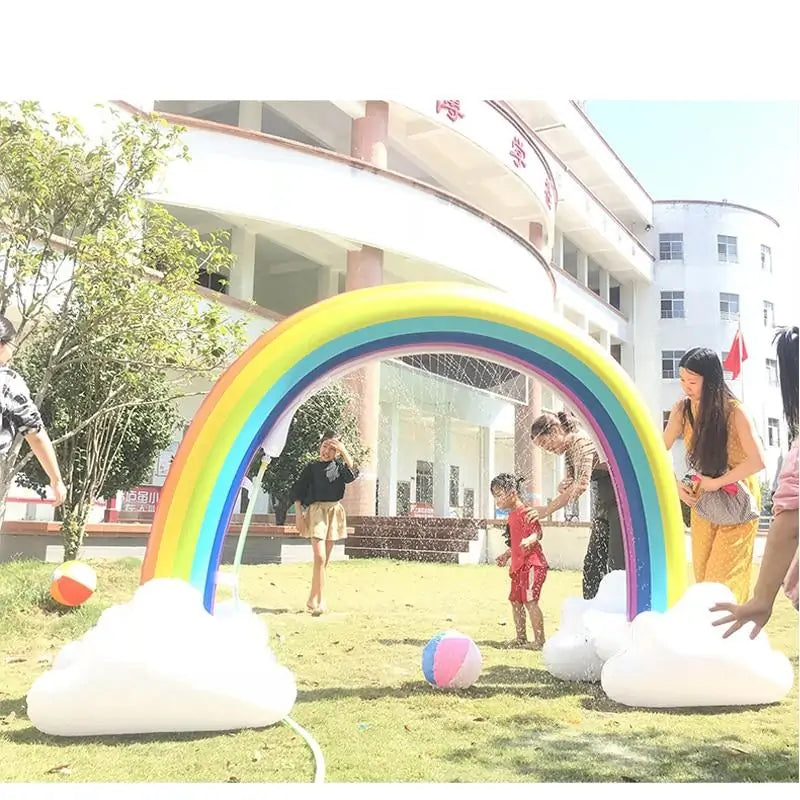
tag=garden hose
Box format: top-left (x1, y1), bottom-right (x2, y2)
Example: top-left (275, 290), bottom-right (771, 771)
top-left (232, 452), bottom-right (326, 783)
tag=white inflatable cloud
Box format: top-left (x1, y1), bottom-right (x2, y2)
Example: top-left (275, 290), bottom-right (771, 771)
top-left (27, 579), bottom-right (297, 736)
top-left (543, 571), bottom-right (629, 682)
top-left (602, 582), bottom-right (794, 708)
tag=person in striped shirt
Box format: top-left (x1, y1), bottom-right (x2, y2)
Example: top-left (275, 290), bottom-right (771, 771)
top-left (529, 410), bottom-right (624, 599)
top-left (1, 315), bottom-right (66, 508)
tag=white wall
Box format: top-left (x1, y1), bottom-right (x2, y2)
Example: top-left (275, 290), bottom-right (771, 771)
top-left (147, 123), bottom-right (556, 304)
top-left (652, 202), bottom-right (786, 483)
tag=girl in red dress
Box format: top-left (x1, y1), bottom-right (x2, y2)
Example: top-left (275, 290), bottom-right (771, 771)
top-left (492, 473), bottom-right (549, 649)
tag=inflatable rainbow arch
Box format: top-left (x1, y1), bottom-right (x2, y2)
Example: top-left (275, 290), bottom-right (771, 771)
top-left (141, 283), bottom-right (686, 619)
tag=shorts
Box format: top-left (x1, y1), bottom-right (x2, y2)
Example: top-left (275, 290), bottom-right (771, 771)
top-left (509, 562), bottom-right (547, 604)
top-left (305, 501), bottom-right (347, 541)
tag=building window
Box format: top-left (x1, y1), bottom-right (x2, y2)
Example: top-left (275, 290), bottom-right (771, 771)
top-left (766, 359), bottom-right (779, 386)
top-left (660, 290), bottom-right (685, 319)
top-left (761, 244), bottom-right (772, 272)
top-left (662, 410), bottom-right (671, 430)
top-left (196, 266), bottom-right (227, 294)
top-left (768, 418), bottom-right (780, 447)
top-left (415, 460), bottom-right (433, 504)
top-left (717, 235), bottom-right (738, 262)
top-left (463, 488), bottom-right (475, 519)
top-left (610, 343), bottom-right (622, 364)
top-left (659, 233), bottom-right (683, 261)
top-left (719, 292), bottom-right (740, 321)
top-left (449, 465), bottom-right (460, 507)
top-left (763, 300), bottom-right (775, 328)
top-left (662, 350), bottom-right (686, 379)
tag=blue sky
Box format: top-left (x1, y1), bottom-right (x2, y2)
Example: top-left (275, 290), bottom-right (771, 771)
top-left (583, 101), bottom-right (799, 236)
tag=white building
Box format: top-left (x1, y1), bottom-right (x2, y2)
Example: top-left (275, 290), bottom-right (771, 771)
top-left (4, 100), bottom-right (789, 526)
top-left (651, 200), bottom-right (786, 485)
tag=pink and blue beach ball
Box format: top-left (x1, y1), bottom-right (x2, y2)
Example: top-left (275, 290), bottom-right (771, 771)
top-left (421, 630), bottom-right (482, 689)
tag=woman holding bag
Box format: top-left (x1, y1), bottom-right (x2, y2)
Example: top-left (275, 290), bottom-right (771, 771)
top-left (663, 347), bottom-right (765, 603)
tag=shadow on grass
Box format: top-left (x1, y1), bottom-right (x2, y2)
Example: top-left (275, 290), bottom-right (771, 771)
top-left (35, 595), bottom-right (80, 616)
top-left (251, 607), bottom-right (296, 616)
top-left (5, 723), bottom-right (280, 748)
top-left (378, 637), bottom-right (553, 651)
top-left (445, 718), bottom-right (799, 783)
top-left (297, 665), bottom-right (596, 703)
top-left (579, 693), bottom-right (783, 716)
top-left (0, 695), bottom-right (26, 717)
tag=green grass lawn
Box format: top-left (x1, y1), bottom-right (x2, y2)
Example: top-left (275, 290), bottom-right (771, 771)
top-left (0, 557), bottom-right (797, 783)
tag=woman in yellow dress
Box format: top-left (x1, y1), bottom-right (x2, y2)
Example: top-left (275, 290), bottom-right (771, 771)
top-left (663, 348), bottom-right (766, 603)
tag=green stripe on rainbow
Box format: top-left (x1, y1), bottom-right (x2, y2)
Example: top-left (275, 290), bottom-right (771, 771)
top-left (140, 283), bottom-right (686, 619)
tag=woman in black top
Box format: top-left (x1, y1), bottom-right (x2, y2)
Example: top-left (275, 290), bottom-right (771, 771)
top-left (291, 430), bottom-right (358, 615)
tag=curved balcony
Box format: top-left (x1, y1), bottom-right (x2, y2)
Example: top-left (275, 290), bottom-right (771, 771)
top-left (497, 102), bottom-right (655, 280)
top-left (389, 99), bottom-right (556, 247)
top-left (117, 106), bottom-right (556, 301)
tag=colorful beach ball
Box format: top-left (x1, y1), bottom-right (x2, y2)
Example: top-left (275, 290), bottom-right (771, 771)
top-left (50, 561), bottom-right (96, 607)
top-left (421, 630), bottom-right (482, 689)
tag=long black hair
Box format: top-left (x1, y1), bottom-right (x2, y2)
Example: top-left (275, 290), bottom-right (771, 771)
top-left (679, 347), bottom-right (736, 477)
top-left (774, 326), bottom-right (798, 441)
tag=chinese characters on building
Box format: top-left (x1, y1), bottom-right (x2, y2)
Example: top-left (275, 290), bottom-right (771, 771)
top-left (435, 100), bottom-right (464, 122)
top-left (122, 486), bottom-right (162, 513)
top-left (510, 136), bottom-right (526, 168)
top-left (544, 177), bottom-right (554, 209)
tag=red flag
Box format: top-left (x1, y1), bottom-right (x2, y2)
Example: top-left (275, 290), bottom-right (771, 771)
top-left (723, 328), bottom-right (748, 379)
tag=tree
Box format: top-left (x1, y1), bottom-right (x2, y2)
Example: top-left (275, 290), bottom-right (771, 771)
top-left (14, 324), bottom-right (180, 557)
top-left (258, 383), bottom-right (369, 524)
top-left (1, 101), bottom-right (247, 547)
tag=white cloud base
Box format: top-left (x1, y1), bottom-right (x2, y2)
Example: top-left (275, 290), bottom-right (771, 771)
top-left (27, 579), bottom-right (297, 736)
top-left (544, 573), bottom-right (794, 708)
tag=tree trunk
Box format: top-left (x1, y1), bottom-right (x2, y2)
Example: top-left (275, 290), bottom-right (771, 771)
top-left (273, 496), bottom-right (289, 526)
top-left (61, 503), bottom-right (90, 561)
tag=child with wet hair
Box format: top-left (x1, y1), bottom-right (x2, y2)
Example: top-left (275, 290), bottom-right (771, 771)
top-left (491, 472), bottom-right (549, 648)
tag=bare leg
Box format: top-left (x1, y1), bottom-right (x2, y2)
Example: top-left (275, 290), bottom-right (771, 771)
top-left (525, 601), bottom-right (545, 648)
top-left (511, 602), bottom-right (527, 643)
top-left (308, 538), bottom-right (326, 612)
top-left (314, 539), bottom-right (335, 613)
top-left (324, 539), bottom-right (335, 567)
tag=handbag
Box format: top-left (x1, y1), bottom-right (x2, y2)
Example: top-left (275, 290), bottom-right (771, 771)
top-left (685, 474), bottom-right (760, 526)
top-left (681, 399), bottom-right (759, 526)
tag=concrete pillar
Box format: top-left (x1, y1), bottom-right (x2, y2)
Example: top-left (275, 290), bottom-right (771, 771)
top-left (229, 227), bottom-right (256, 302)
top-left (577, 251), bottom-right (589, 287)
top-left (553, 229), bottom-right (564, 268)
top-left (513, 378), bottom-right (544, 506)
top-left (345, 246), bottom-right (382, 291)
top-left (341, 102), bottom-right (389, 518)
top-left (350, 101), bottom-right (389, 169)
top-left (599, 269), bottom-right (610, 305)
top-left (531, 381), bottom-right (543, 504)
top-left (377, 403), bottom-right (399, 516)
top-left (528, 222), bottom-right (544, 250)
top-left (481, 425), bottom-right (497, 518)
top-left (433, 415), bottom-right (451, 517)
top-left (238, 101), bottom-right (262, 131)
top-left (317, 265), bottom-right (339, 300)
top-left (599, 329), bottom-right (611, 351)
